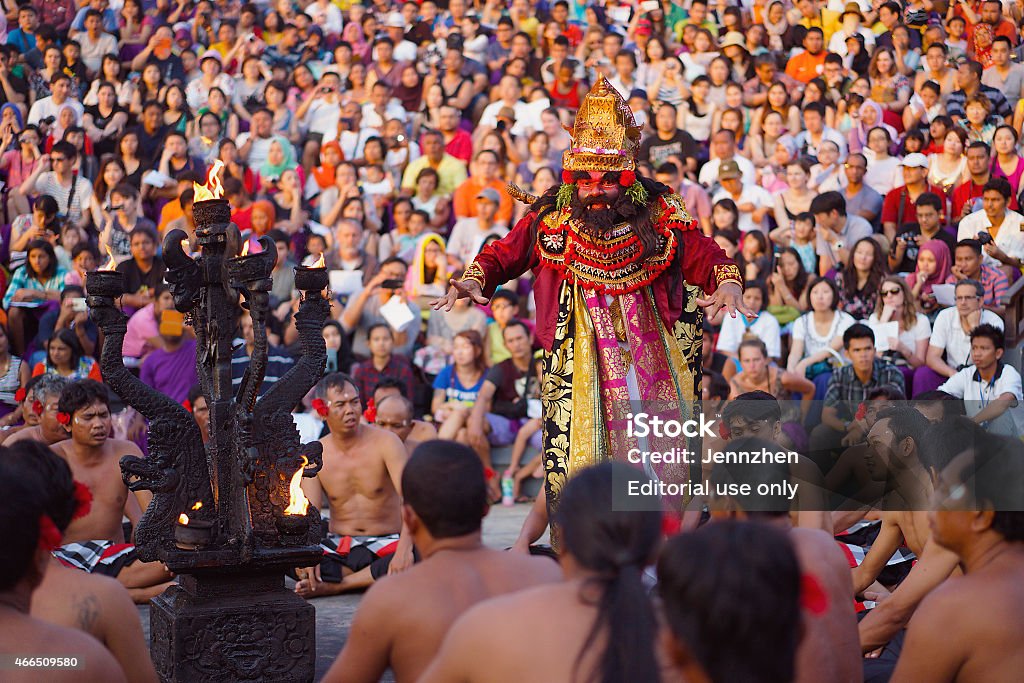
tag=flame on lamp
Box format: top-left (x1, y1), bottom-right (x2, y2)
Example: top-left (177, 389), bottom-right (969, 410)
top-left (193, 159), bottom-right (225, 202)
top-left (100, 245), bottom-right (117, 271)
top-left (191, 501), bottom-right (203, 511)
top-left (284, 456), bottom-right (310, 516)
top-left (240, 240), bottom-right (250, 257)
top-left (179, 513), bottom-right (190, 525)
top-left (181, 239), bottom-right (190, 254)
top-left (311, 253), bottom-right (325, 269)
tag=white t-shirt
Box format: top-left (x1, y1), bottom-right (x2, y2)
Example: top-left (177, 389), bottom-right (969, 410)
top-left (717, 310), bottom-right (782, 359)
top-left (713, 185), bottom-right (774, 234)
top-left (303, 97), bottom-right (343, 140)
top-left (27, 97), bottom-right (84, 126)
top-left (447, 218), bottom-right (508, 267)
top-left (956, 209), bottom-right (1024, 269)
top-left (866, 311), bottom-right (931, 354)
top-left (929, 307), bottom-right (1003, 368)
top-left (792, 310), bottom-right (856, 359)
top-left (863, 153), bottom-right (904, 196)
top-left (479, 100), bottom-right (532, 137)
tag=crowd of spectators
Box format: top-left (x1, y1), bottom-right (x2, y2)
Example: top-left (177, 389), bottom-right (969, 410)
top-left (0, 0), bottom-right (1022, 472)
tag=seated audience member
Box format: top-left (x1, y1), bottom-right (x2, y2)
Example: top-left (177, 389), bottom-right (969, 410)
top-left (3, 375), bottom-right (68, 447)
top-left (373, 394), bottom-right (438, 455)
top-left (114, 226), bottom-right (166, 313)
top-left (230, 310), bottom-right (294, 398)
top-left (947, 239), bottom-right (1009, 316)
top-left (420, 462), bottom-right (662, 683)
top-left (341, 258), bottom-right (421, 359)
top-left (892, 438), bottom-right (1024, 683)
top-left (867, 276), bottom-right (931, 390)
top-left (139, 306), bottom-right (198, 404)
top-left (122, 286), bottom-right (174, 363)
top-left (956, 177), bottom-right (1024, 278)
top-left (30, 329), bottom-right (102, 382)
top-left (11, 441), bottom-right (159, 682)
top-left (658, 520), bottom-right (803, 683)
top-left (485, 289), bottom-right (520, 365)
top-left (810, 191), bottom-right (874, 277)
top-left (938, 324), bottom-right (1023, 437)
top-left (728, 341), bottom-right (815, 425)
top-left (322, 441), bottom-right (560, 683)
top-left (706, 436), bottom-right (861, 683)
top-left (50, 380), bottom-right (174, 602)
top-left (715, 280), bottom-right (781, 361)
top-left (296, 373), bottom-right (414, 597)
top-left (915, 280), bottom-right (1004, 396)
top-left (424, 290), bottom-right (489, 359)
top-left (3, 239), bottom-right (68, 356)
top-left (0, 446), bottom-right (127, 683)
top-left (788, 277), bottom-right (857, 400)
top-left (906, 239), bottom-right (952, 316)
top-left (809, 324), bottom-right (905, 473)
top-left (432, 330), bottom-right (488, 442)
top-left (32, 285), bottom-right (98, 361)
top-left (466, 321), bottom-right (540, 502)
top-left (351, 323), bottom-right (416, 403)
top-left (887, 193), bottom-right (957, 275)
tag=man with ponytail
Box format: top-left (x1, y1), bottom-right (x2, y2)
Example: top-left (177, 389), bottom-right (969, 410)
top-left (432, 76), bottom-right (750, 529)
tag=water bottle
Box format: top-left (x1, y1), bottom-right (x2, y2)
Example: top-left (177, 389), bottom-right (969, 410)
top-left (501, 471), bottom-right (515, 506)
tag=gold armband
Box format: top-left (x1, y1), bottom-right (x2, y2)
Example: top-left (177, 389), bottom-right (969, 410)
top-left (713, 263), bottom-right (743, 287)
top-left (459, 261), bottom-right (486, 289)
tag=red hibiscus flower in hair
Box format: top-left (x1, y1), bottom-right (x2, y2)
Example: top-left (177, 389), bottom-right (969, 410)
top-left (483, 467), bottom-right (496, 482)
top-left (182, 399), bottom-right (192, 413)
top-left (72, 481), bottom-right (92, 520)
top-left (619, 170), bottom-right (636, 187)
top-left (57, 412), bottom-right (71, 426)
top-left (14, 387), bottom-right (26, 403)
top-left (855, 402), bottom-right (867, 421)
top-left (37, 514), bottom-right (63, 552)
top-left (561, 169), bottom-right (574, 184)
top-left (32, 400), bottom-right (43, 416)
top-left (312, 398), bottom-right (329, 417)
top-left (718, 421), bottom-right (731, 440)
top-left (363, 398), bottom-right (377, 423)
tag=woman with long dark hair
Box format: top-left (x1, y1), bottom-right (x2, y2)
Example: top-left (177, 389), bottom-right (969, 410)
top-left (768, 246), bottom-right (811, 312)
top-left (3, 240), bottom-right (67, 355)
top-left (836, 236), bottom-right (887, 319)
top-left (420, 461), bottom-right (662, 683)
top-left (431, 329), bottom-right (488, 440)
top-left (30, 328), bottom-right (101, 382)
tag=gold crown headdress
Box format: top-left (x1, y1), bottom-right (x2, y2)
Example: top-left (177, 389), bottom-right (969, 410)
top-left (562, 76), bottom-right (641, 173)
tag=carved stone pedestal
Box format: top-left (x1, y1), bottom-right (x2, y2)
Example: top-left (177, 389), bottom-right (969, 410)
top-left (150, 572), bottom-right (315, 683)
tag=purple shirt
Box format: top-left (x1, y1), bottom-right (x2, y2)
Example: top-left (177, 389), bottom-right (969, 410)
top-left (124, 304), bottom-right (158, 359)
top-left (140, 338), bottom-right (198, 404)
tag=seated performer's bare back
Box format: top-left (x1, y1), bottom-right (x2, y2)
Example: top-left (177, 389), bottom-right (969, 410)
top-left (0, 609), bottom-right (127, 683)
top-left (327, 547), bottom-right (562, 683)
top-left (31, 562), bottom-right (159, 683)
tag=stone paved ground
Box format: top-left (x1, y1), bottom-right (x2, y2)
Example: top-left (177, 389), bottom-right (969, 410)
top-left (138, 503), bottom-right (539, 682)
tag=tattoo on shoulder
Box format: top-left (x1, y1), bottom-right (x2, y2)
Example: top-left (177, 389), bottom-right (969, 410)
top-left (75, 594), bottom-right (100, 633)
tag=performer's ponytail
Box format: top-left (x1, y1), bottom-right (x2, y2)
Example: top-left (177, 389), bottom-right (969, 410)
top-left (555, 462), bottom-right (661, 683)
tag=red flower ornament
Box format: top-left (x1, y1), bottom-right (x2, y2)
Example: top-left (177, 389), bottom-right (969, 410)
top-left (483, 467), bottom-right (496, 482)
top-left (800, 573), bottom-right (830, 616)
top-left (312, 398), bottom-right (329, 417)
top-left (855, 402), bottom-right (867, 421)
top-left (14, 387), bottom-right (26, 403)
top-left (38, 514), bottom-right (63, 552)
top-left (718, 421), bottom-right (731, 440)
top-left (72, 481), bottom-right (92, 520)
top-left (619, 170), bottom-right (636, 187)
top-left (561, 169), bottom-right (574, 184)
top-left (56, 412), bottom-right (71, 426)
top-left (363, 397), bottom-right (377, 423)
top-left (32, 400), bottom-right (43, 416)
top-left (182, 399), bottom-right (192, 413)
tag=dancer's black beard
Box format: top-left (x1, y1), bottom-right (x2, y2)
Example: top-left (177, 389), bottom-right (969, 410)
top-left (568, 191), bottom-right (639, 235)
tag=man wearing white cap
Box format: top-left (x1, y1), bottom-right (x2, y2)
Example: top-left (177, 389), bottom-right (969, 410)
top-left (447, 188), bottom-right (509, 270)
top-left (880, 153), bottom-right (947, 243)
top-left (185, 50), bottom-right (234, 112)
top-left (385, 12), bottom-right (418, 63)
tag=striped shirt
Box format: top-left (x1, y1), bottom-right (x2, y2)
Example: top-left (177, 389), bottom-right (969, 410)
top-left (945, 264), bottom-right (1009, 308)
top-left (824, 359), bottom-right (906, 420)
top-left (231, 342), bottom-right (296, 398)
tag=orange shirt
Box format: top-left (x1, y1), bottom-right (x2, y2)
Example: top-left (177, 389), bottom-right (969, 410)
top-left (785, 50), bottom-right (826, 84)
top-left (452, 178), bottom-right (514, 225)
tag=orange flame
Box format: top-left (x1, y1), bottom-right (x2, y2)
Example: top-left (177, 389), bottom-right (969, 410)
top-left (240, 240), bottom-right (250, 257)
top-left (181, 239), bottom-right (190, 254)
top-left (100, 245), bottom-right (117, 271)
top-left (193, 159), bottom-right (225, 202)
top-left (311, 253), bottom-right (325, 269)
top-left (179, 513), bottom-right (190, 525)
top-left (284, 456), bottom-right (310, 516)
top-left (191, 501), bottom-right (203, 511)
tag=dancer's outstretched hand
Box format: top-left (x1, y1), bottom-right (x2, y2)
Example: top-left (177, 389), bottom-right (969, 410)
top-left (696, 282), bottom-right (756, 321)
top-left (431, 278), bottom-right (489, 312)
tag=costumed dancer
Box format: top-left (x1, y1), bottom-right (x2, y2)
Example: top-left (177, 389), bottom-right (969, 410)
top-left (433, 76), bottom-right (751, 530)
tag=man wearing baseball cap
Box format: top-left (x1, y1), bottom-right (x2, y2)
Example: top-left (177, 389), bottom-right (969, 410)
top-left (881, 153), bottom-right (948, 244)
top-left (447, 187), bottom-right (510, 270)
top-left (712, 160), bottom-right (773, 234)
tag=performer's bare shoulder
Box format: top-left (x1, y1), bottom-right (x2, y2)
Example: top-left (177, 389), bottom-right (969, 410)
top-left (332, 548), bottom-right (561, 683)
top-left (53, 437), bottom-right (142, 544)
top-left (0, 610), bottom-right (126, 683)
top-left (31, 563), bottom-right (158, 683)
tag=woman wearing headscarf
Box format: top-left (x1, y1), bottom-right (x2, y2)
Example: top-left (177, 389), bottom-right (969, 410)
top-left (907, 239), bottom-right (952, 316)
top-left (258, 137), bottom-right (299, 186)
top-left (762, 1), bottom-right (792, 53)
top-left (249, 199), bottom-right (276, 237)
top-left (405, 233), bottom-right (450, 307)
top-left (848, 99), bottom-right (898, 155)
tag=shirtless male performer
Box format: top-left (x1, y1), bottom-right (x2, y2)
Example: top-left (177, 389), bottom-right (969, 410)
top-left (893, 438), bottom-right (1024, 682)
top-left (0, 449), bottom-right (126, 683)
top-left (322, 441), bottom-right (561, 683)
top-left (374, 394), bottom-right (438, 455)
top-left (50, 380), bottom-right (174, 602)
top-left (5, 441), bottom-right (158, 683)
top-left (709, 436), bottom-right (861, 683)
top-left (296, 373), bottom-right (414, 597)
top-left (4, 375), bottom-right (69, 446)
top-left (856, 407), bottom-right (962, 659)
